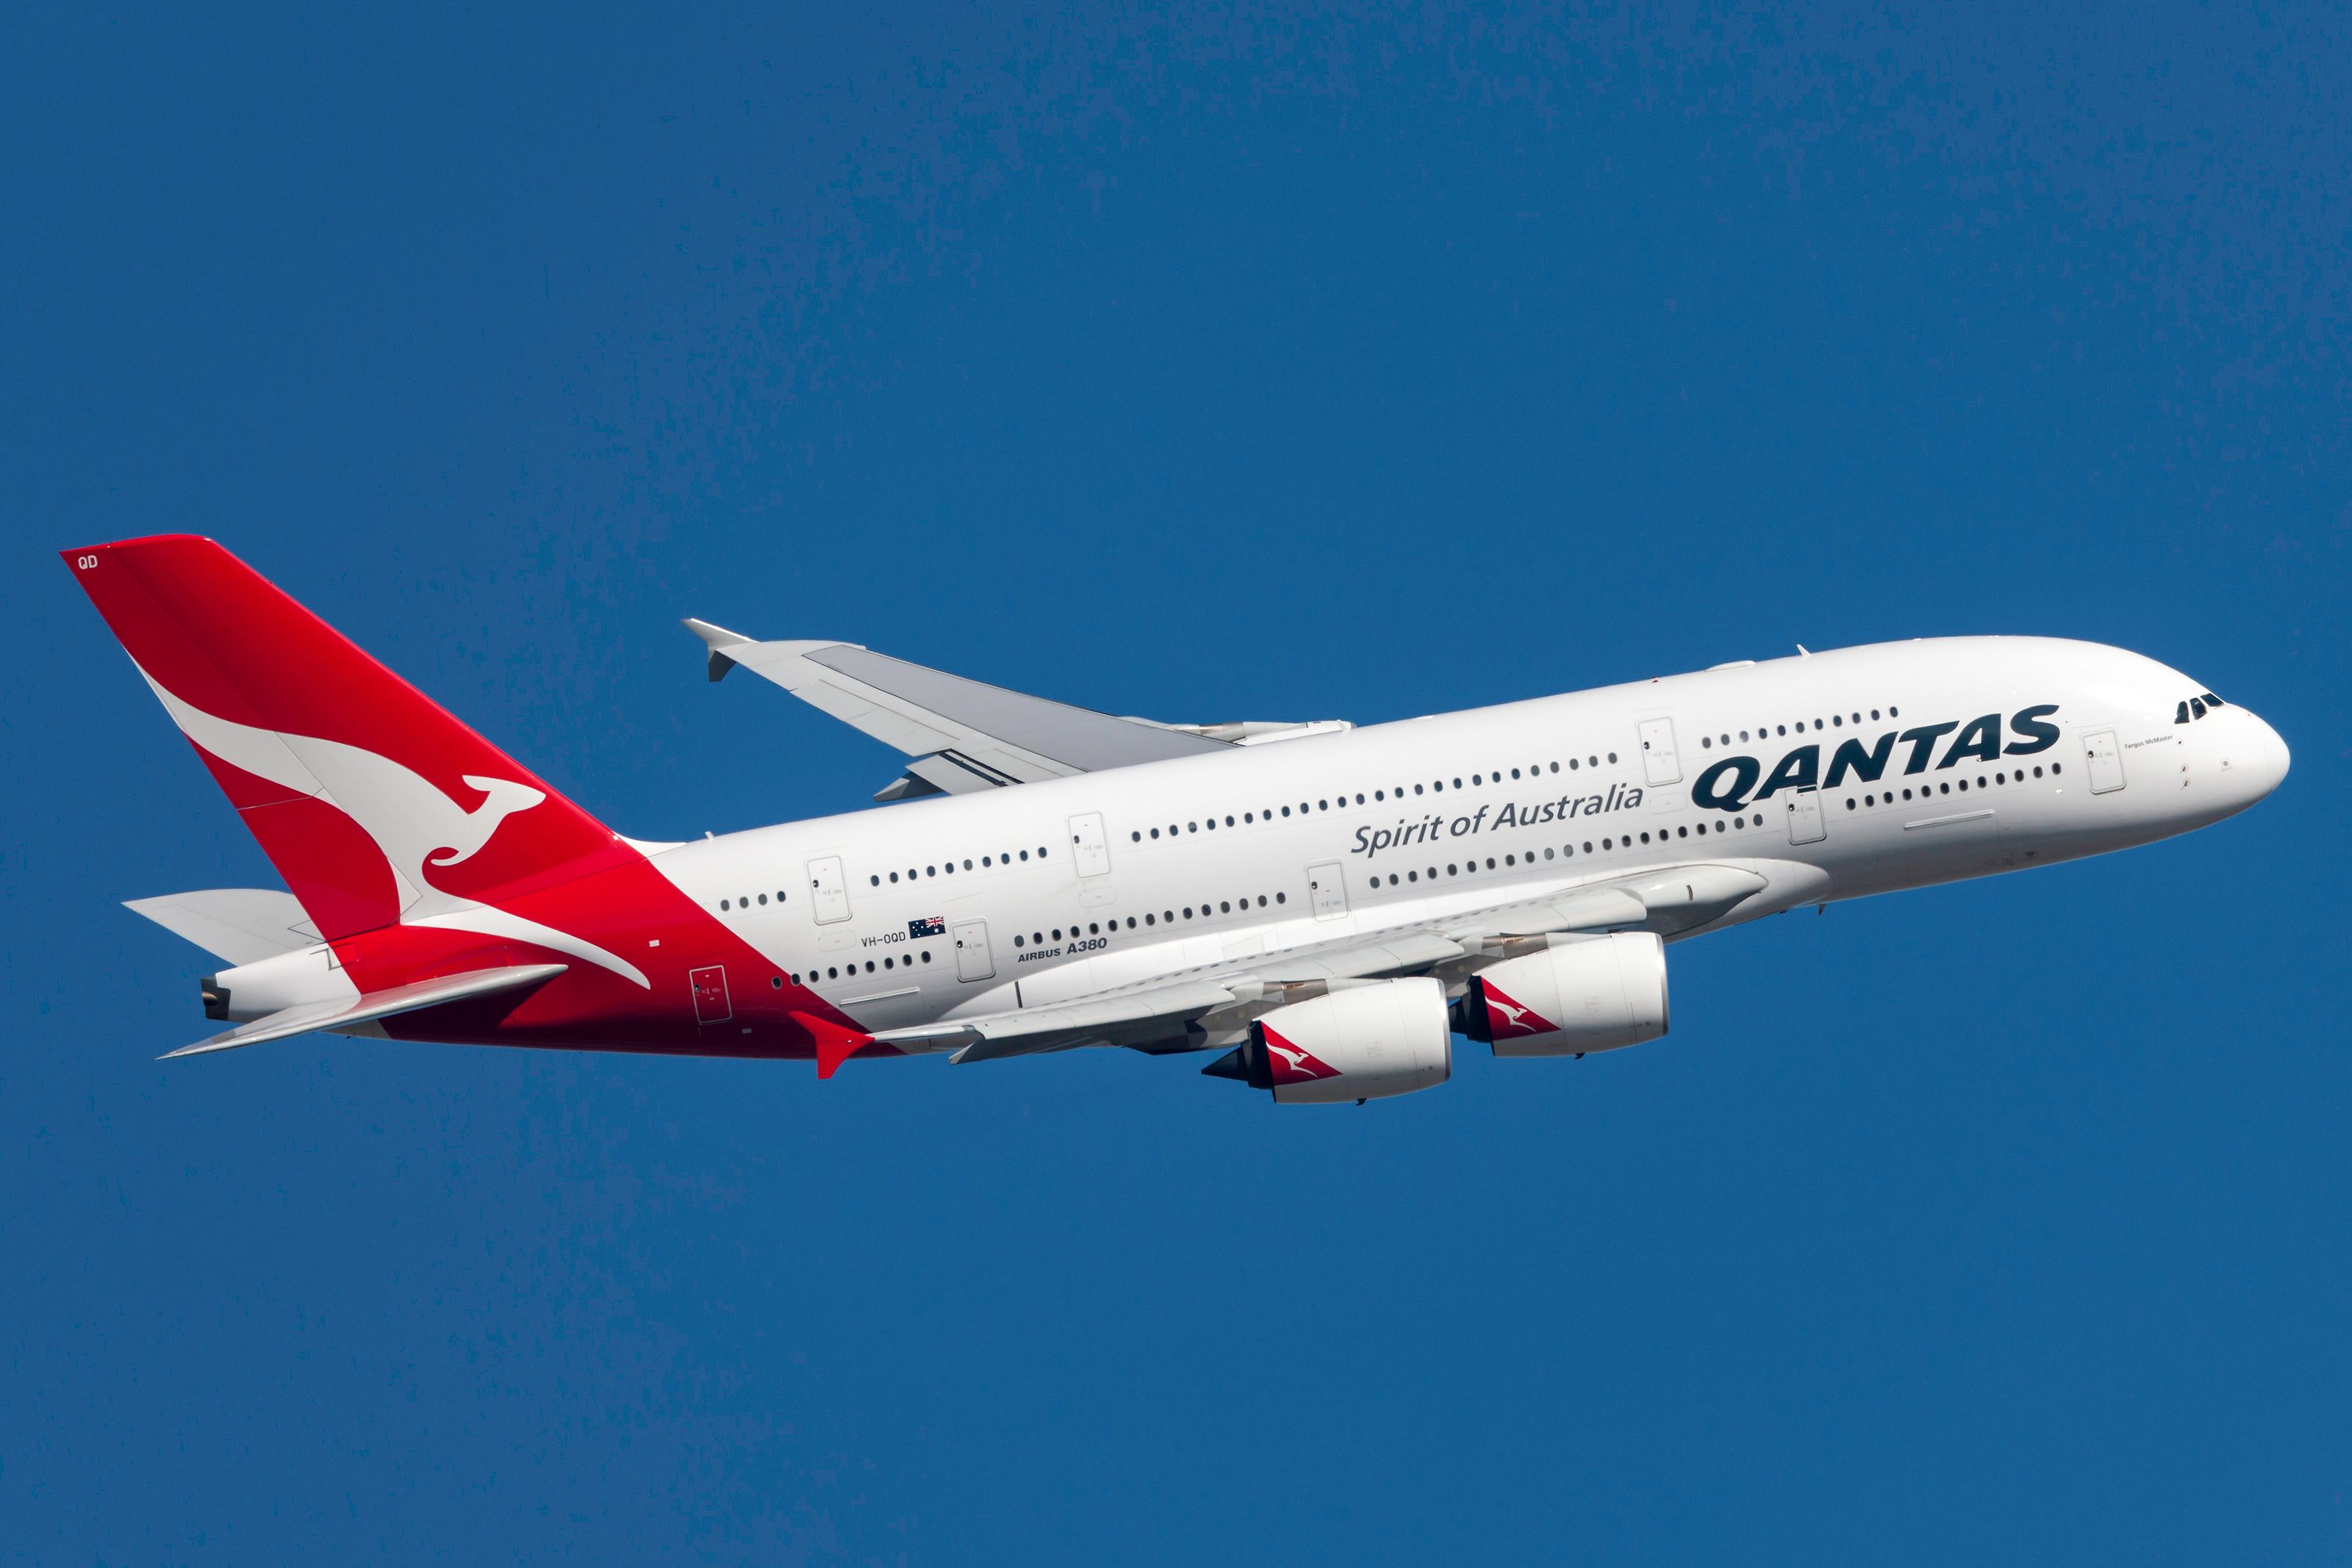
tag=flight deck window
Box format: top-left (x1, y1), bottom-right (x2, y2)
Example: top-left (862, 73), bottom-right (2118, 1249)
top-left (2203, 691), bottom-right (2225, 708)
top-left (2191, 698), bottom-right (2208, 719)
top-left (2176, 702), bottom-right (2191, 724)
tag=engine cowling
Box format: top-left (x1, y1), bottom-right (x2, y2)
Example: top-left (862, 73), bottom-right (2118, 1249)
top-left (1203, 978), bottom-right (1452, 1104)
top-left (1454, 933), bottom-right (1668, 1057)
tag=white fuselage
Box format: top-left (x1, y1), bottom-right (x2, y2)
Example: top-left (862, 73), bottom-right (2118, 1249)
top-left (650, 637), bottom-right (2289, 1044)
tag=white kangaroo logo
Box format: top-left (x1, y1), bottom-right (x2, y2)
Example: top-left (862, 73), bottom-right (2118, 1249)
top-left (1490, 996), bottom-right (1535, 1032)
top-left (1266, 1041), bottom-right (1333, 1079)
top-left (137, 667), bottom-right (645, 986)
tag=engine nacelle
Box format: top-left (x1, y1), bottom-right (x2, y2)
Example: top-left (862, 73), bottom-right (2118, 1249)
top-left (1455, 933), bottom-right (1668, 1057)
top-left (1203, 978), bottom-right (1452, 1104)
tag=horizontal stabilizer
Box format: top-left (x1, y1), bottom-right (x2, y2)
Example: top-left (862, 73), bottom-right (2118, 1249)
top-left (163, 963), bottom-right (567, 1060)
top-left (126, 888), bottom-right (315, 965)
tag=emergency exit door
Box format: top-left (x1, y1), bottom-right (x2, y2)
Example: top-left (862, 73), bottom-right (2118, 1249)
top-left (951, 918), bottom-right (994, 982)
top-left (2083, 728), bottom-right (2126, 794)
top-left (806, 856), bottom-right (850, 924)
top-left (1784, 785), bottom-right (1826, 845)
top-left (688, 965), bottom-right (731, 1025)
top-left (1638, 718), bottom-right (1682, 785)
top-left (1068, 812), bottom-right (1112, 877)
top-left (1308, 862), bottom-right (1349, 920)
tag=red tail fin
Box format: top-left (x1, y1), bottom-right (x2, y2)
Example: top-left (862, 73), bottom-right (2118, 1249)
top-left (63, 536), bottom-right (634, 941)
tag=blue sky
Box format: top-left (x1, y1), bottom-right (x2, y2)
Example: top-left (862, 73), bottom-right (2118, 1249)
top-left (4, 3), bottom-right (2347, 1561)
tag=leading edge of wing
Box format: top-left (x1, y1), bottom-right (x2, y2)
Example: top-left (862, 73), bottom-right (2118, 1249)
top-left (682, 623), bottom-right (1229, 782)
top-left (867, 866), bottom-right (1768, 1064)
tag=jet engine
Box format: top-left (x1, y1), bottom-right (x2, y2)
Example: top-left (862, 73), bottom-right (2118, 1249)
top-left (1202, 978), bottom-right (1451, 1104)
top-left (1452, 932), bottom-right (1668, 1057)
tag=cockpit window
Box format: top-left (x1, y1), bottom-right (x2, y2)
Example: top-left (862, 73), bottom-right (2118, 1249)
top-left (2190, 697), bottom-right (2207, 719)
top-left (2176, 701), bottom-right (2191, 724)
top-left (2201, 691), bottom-right (2224, 708)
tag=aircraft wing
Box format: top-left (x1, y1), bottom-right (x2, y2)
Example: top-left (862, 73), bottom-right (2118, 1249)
top-left (682, 621), bottom-right (1348, 800)
top-left (864, 863), bottom-right (1766, 1063)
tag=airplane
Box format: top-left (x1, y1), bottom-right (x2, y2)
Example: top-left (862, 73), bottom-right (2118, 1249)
top-left (65, 535), bottom-right (2290, 1104)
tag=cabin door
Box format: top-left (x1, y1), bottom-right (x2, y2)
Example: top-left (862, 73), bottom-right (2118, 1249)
top-left (952, 918), bottom-right (996, 982)
top-left (1784, 785), bottom-right (1826, 845)
top-left (1638, 718), bottom-right (1682, 785)
top-left (2082, 728), bottom-right (2126, 794)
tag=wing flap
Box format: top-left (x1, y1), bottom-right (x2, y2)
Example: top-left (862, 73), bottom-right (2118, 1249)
top-left (162, 963), bottom-right (567, 1059)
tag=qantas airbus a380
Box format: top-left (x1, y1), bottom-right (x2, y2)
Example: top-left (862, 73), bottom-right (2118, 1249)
top-left (69, 536), bottom-right (2289, 1104)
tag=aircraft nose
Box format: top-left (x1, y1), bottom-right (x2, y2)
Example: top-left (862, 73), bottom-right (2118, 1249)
top-left (2229, 709), bottom-right (2291, 803)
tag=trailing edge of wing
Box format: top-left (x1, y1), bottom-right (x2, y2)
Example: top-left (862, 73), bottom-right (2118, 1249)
top-left (162, 963), bottom-right (567, 1060)
top-left (870, 979), bottom-right (1243, 1061)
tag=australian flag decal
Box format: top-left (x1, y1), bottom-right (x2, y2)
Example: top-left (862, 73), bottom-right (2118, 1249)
top-left (908, 916), bottom-right (944, 938)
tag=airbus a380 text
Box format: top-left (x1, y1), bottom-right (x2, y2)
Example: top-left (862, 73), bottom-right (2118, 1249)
top-left (69, 537), bottom-right (2289, 1104)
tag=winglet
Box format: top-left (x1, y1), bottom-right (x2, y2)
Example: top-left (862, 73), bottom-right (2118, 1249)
top-left (792, 1012), bottom-right (875, 1079)
top-left (682, 618), bottom-right (752, 683)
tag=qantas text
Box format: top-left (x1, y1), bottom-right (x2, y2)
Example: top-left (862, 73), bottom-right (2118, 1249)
top-left (1347, 703), bottom-right (2061, 857)
top-left (1689, 703), bottom-right (2059, 812)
